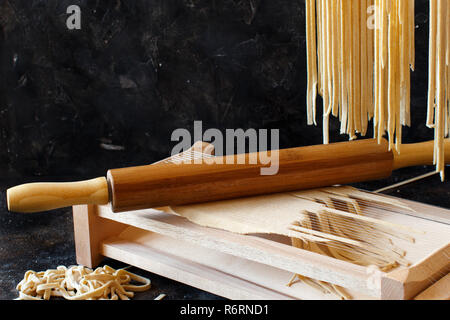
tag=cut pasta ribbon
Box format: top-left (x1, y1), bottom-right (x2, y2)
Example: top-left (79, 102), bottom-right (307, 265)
top-left (427, 0), bottom-right (449, 180)
top-left (15, 265), bottom-right (151, 300)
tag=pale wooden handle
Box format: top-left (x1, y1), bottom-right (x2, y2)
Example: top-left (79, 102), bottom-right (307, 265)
top-left (7, 177), bottom-right (109, 213)
top-left (392, 139), bottom-right (450, 170)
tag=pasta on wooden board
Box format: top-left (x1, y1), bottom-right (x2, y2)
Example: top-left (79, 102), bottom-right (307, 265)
top-left (305, 1), bottom-right (448, 179)
top-left (169, 186), bottom-right (422, 300)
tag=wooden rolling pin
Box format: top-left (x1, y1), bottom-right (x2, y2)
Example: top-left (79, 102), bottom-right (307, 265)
top-left (7, 138), bottom-right (450, 213)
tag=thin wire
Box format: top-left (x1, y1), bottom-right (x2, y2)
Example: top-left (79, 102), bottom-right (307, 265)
top-left (289, 224), bottom-right (407, 262)
top-left (290, 198), bottom-right (449, 283)
top-left (291, 213), bottom-right (448, 280)
top-left (373, 171), bottom-right (439, 193)
top-left (289, 230), bottom-right (406, 267)
top-left (321, 196), bottom-right (450, 243)
top-left (294, 211), bottom-right (411, 261)
top-left (293, 196), bottom-right (447, 245)
top-left (291, 192), bottom-right (446, 242)
top-left (295, 212), bottom-right (414, 249)
top-left (294, 214), bottom-right (410, 259)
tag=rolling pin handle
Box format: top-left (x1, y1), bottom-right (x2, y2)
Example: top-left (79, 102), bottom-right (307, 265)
top-left (392, 139), bottom-right (450, 170)
top-left (6, 177), bottom-right (110, 213)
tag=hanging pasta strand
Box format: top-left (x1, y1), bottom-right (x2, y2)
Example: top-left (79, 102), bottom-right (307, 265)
top-left (306, 0), bottom-right (318, 126)
top-left (373, 0), bottom-right (381, 139)
top-left (387, 1), bottom-right (398, 152)
top-left (427, 0), bottom-right (438, 128)
top-left (360, 0), bottom-right (368, 136)
top-left (339, 0), bottom-right (348, 135)
top-left (409, 0), bottom-right (415, 72)
top-left (366, 0), bottom-right (375, 123)
top-left (323, 0), bottom-right (333, 144)
top-left (435, 0), bottom-right (448, 180)
top-left (377, 0), bottom-right (389, 144)
top-left (447, 1), bottom-right (450, 140)
top-left (346, 0), bottom-right (355, 139)
top-left (427, 0), bottom-right (449, 180)
top-left (316, 0), bottom-right (323, 96)
top-left (399, 0), bottom-right (410, 128)
top-left (331, 0), bottom-right (340, 118)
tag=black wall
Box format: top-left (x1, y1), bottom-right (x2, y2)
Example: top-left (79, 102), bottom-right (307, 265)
top-left (0, 0), bottom-right (434, 182)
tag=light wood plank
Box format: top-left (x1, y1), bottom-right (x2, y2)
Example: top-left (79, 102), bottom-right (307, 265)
top-left (96, 205), bottom-right (379, 297)
top-left (414, 273), bottom-right (450, 300)
top-left (101, 227), bottom-right (358, 300)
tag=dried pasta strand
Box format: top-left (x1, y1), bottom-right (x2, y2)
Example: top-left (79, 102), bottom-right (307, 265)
top-left (426, 0), bottom-right (449, 180)
top-left (427, 0), bottom-right (438, 128)
top-left (331, 0), bottom-right (340, 118)
top-left (306, 0), bottom-right (318, 126)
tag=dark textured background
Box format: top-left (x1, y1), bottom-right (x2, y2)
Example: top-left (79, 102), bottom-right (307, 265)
top-left (0, 0), bottom-right (448, 300)
top-left (0, 0), bottom-right (436, 180)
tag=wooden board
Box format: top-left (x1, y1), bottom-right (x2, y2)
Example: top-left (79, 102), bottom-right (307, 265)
top-left (414, 274), bottom-right (450, 300)
top-left (101, 230), bottom-right (342, 300)
top-left (72, 189), bottom-right (450, 300)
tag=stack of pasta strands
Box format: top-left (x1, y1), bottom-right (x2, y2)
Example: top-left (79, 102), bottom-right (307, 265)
top-left (305, 0), bottom-right (449, 179)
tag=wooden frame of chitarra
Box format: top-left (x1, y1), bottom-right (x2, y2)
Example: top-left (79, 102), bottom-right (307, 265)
top-left (71, 202), bottom-right (450, 300)
top-left (71, 146), bottom-right (450, 300)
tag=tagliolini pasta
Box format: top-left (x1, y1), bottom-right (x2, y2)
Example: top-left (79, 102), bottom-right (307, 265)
top-left (16, 265), bottom-right (151, 300)
top-left (306, 0), bottom-right (414, 146)
top-left (306, 0), bottom-right (448, 179)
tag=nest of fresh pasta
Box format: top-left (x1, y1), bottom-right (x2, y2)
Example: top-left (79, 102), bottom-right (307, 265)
top-left (16, 265), bottom-right (151, 300)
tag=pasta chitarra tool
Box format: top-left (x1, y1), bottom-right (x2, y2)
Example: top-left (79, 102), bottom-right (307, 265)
top-left (6, 138), bottom-right (450, 213)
